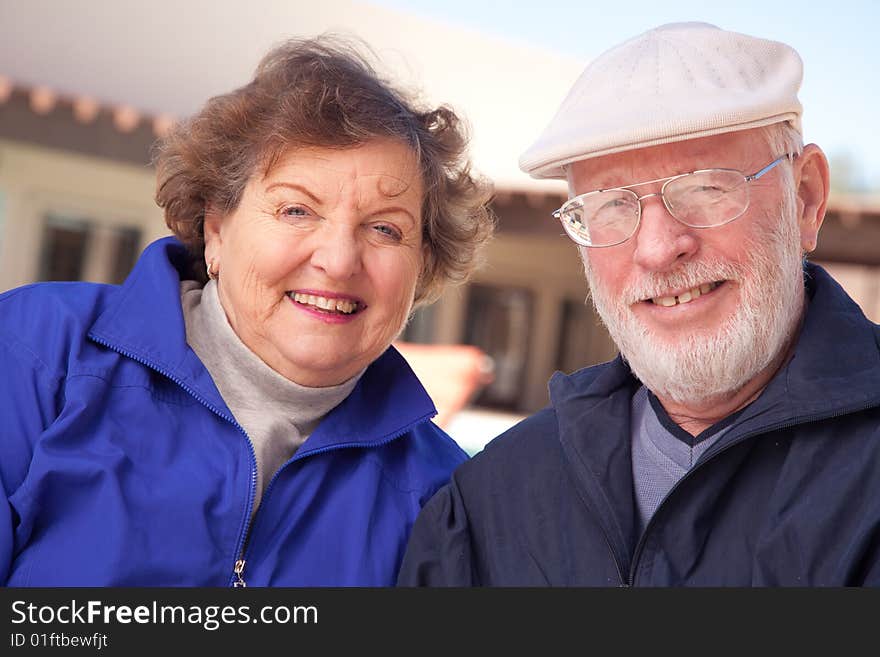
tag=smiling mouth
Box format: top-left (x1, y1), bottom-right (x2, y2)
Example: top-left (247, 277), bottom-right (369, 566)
top-left (288, 292), bottom-right (363, 315)
top-left (647, 281), bottom-right (723, 307)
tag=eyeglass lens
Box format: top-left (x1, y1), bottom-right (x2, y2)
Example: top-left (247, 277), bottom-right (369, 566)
top-left (560, 169), bottom-right (750, 247)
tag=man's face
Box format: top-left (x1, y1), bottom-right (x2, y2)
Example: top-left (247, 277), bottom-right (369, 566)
top-left (568, 129), bottom-right (808, 406)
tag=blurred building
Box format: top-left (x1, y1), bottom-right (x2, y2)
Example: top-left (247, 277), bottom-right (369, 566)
top-left (2, 1), bottom-right (879, 453)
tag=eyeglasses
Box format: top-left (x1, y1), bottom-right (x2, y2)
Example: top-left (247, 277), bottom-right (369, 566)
top-left (552, 154), bottom-right (793, 248)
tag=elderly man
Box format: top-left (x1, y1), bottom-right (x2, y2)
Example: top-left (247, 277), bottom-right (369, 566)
top-left (398, 23), bottom-right (880, 586)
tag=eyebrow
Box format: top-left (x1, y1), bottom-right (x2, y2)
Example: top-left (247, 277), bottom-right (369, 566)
top-left (371, 205), bottom-right (418, 226)
top-left (266, 181), bottom-right (418, 224)
top-left (264, 182), bottom-right (321, 204)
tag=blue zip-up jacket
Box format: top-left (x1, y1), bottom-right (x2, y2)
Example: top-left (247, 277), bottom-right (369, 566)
top-left (399, 264), bottom-right (880, 586)
top-left (0, 237), bottom-right (467, 586)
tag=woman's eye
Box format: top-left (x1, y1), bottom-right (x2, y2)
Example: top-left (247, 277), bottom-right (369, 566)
top-left (372, 223), bottom-right (402, 241)
top-left (283, 205), bottom-right (308, 216)
top-left (278, 205), bottom-right (317, 222)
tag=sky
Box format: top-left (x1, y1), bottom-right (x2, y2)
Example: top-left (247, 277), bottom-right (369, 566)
top-left (371, 0), bottom-right (880, 191)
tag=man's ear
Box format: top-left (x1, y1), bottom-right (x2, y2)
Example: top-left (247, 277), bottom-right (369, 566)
top-left (794, 144), bottom-right (830, 253)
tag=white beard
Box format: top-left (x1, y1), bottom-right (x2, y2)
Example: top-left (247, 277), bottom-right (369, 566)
top-left (584, 209), bottom-right (805, 406)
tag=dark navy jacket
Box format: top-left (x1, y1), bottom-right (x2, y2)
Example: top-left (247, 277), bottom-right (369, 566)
top-left (399, 264), bottom-right (880, 586)
top-left (0, 237), bottom-right (467, 586)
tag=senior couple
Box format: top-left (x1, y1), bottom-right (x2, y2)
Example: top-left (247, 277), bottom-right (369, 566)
top-left (2, 23), bottom-right (878, 587)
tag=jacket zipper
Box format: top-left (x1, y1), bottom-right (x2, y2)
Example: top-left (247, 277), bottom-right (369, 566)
top-left (625, 399), bottom-right (880, 585)
top-left (561, 455), bottom-right (630, 586)
top-left (233, 559), bottom-right (247, 587)
top-left (238, 410), bottom-right (437, 578)
top-left (88, 336), bottom-right (259, 587)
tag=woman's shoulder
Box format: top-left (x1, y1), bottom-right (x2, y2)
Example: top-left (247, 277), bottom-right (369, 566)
top-left (408, 420), bottom-right (470, 468)
top-left (0, 281), bottom-right (119, 367)
top-left (374, 420), bottom-right (469, 499)
top-left (1, 280), bottom-right (117, 327)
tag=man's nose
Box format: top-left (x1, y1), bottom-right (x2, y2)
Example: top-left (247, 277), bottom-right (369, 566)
top-left (631, 194), bottom-right (699, 272)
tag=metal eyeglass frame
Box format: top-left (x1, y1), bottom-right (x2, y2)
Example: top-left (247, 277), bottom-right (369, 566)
top-left (552, 153), bottom-right (794, 248)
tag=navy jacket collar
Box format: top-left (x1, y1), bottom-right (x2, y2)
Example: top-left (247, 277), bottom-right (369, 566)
top-left (715, 263), bottom-right (880, 445)
top-left (89, 237), bottom-right (436, 450)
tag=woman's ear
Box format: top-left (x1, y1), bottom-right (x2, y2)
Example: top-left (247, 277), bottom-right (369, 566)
top-left (202, 202), bottom-right (223, 264)
top-left (794, 144), bottom-right (830, 253)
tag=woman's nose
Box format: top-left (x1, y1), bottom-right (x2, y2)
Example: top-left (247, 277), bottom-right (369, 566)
top-left (309, 228), bottom-right (363, 280)
top-left (631, 195), bottom-right (699, 272)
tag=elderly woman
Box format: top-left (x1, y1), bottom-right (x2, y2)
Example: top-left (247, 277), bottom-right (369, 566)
top-left (0, 37), bottom-right (493, 586)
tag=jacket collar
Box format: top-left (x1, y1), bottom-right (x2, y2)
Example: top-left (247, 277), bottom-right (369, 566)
top-left (719, 263), bottom-right (880, 440)
top-left (549, 353), bottom-right (641, 565)
top-left (89, 237), bottom-right (436, 450)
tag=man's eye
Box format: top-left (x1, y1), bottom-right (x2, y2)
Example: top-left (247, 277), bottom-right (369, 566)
top-left (601, 198), bottom-right (629, 209)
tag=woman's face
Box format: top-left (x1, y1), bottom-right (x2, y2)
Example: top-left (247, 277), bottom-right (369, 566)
top-left (203, 139), bottom-right (425, 387)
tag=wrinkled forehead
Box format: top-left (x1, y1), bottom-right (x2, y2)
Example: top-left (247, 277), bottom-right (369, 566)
top-left (261, 140), bottom-right (424, 197)
top-left (565, 128), bottom-right (773, 194)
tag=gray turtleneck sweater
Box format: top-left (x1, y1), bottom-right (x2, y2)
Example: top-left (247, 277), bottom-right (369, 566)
top-left (180, 280), bottom-right (361, 515)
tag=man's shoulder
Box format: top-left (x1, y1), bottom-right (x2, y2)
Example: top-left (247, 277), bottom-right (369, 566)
top-left (451, 360), bottom-right (620, 487)
top-left (450, 407), bottom-right (559, 484)
top-left (467, 361), bottom-right (616, 454)
top-left (490, 405), bottom-right (561, 452)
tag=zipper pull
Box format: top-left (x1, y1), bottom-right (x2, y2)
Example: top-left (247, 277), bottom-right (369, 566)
top-left (233, 559), bottom-right (248, 587)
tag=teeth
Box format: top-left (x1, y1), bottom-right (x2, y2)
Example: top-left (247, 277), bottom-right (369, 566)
top-left (651, 282), bottom-right (719, 307)
top-left (291, 292), bottom-right (358, 314)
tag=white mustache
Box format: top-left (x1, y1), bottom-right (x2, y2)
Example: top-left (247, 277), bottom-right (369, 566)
top-left (621, 260), bottom-right (744, 304)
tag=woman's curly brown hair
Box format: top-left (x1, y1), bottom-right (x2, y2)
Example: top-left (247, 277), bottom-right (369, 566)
top-left (154, 35), bottom-right (494, 305)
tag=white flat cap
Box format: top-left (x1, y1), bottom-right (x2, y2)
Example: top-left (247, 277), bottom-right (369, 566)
top-left (519, 22), bottom-right (803, 179)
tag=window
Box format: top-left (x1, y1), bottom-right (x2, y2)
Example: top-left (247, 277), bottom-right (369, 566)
top-left (556, 298), bottom-right (617, 374)
top-left (38, 214), bottom-right (142, 284)
top-left (463, 284), bottom-right (533, 411)
top-left (400, 303), bottom-right (436, 344)
top-left (38, 215), bottom-right (91, 281)
top-left (109, 226), bottom-right (142, 285)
